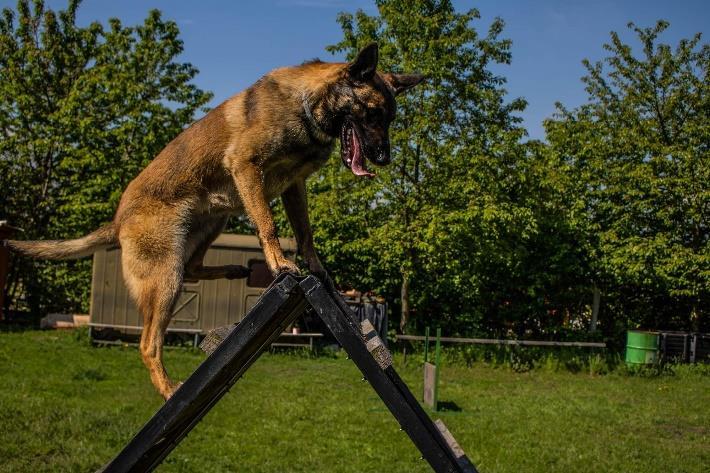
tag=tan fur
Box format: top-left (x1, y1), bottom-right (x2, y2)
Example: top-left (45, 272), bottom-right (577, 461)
top-left (5, 44), bottom-right (424, 399)
top-left (6, 224), bottom-right (117, 259)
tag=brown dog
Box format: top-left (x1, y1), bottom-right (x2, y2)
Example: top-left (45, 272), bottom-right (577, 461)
top-left (5, 43), bottom-right (424, 399)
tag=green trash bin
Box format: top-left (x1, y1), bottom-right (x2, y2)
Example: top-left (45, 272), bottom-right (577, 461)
top-left (625, 330), bottom-right (659, 365)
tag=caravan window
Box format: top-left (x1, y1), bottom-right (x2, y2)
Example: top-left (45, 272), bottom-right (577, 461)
top-left (247, 259), bottom-right (274, 288)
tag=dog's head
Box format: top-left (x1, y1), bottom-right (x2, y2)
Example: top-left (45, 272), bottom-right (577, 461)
top-left (326, 43), bottom-right (425, 177)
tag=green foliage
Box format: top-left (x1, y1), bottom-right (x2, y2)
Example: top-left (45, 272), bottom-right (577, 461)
top-left (545, 21), bottom-right (709, 333)
top-left (423, 343), bottom-right (618, 375)
top-left (309, 0), bottom-right (592, 336)
top-left (0, 0), bottom-right (212, 314)
top-left (1, 1), bottom-right (703, 343)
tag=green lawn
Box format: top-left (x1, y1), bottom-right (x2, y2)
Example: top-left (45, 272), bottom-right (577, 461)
top-left (0, 330), bottom-right (707, 472)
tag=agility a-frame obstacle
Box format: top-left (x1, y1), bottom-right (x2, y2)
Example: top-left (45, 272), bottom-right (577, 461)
top-left (103, 274), bottom-right (477, 473)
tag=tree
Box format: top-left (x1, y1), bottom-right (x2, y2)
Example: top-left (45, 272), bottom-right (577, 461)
top-left (308, 0), bottom-right (586, 335)
top-left (0, 0), bottom-right (212, 315)
top-left (545, 21), bottom-right (709, 333)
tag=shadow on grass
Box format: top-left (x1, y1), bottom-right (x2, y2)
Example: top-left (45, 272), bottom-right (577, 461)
top-left (436, 400), bottom-right (462, 412)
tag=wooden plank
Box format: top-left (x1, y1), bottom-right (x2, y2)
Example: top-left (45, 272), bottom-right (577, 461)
top-left (361, 319), bottom-right (392, 370)
top-left (199, 325), bottom-right (236, 355)
top-left (104, 274), bottom-right (306, 472)
top-left (423, 362), bottom-right (437, 409)
top-left (434, 420), bottom-right (478, 473)
top-left (397, 334), bottom-right (606, 348)
top-left (302, 277), bottom-right (474, 473)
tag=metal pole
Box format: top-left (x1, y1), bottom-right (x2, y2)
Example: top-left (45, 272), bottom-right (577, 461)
top-left (424, 326), bottom-right (430, 364)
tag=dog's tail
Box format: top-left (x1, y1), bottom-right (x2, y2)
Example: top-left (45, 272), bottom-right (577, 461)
top-left (3, 223), bottom-right (118, 260)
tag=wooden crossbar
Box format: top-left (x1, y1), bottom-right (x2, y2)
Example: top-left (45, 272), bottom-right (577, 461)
top-left (397, 334), bottom-right (606, 348)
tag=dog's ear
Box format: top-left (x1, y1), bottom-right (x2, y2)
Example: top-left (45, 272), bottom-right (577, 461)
top-left (383, 73), bottom-right (426, 96)
top-left (348, 42), bottom-right (379, 82)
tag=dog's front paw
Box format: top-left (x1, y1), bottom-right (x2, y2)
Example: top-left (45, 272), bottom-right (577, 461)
top-left (225, 265), bottom-right (250, 279)
top-left (275, 260), bottom-right (300, 275)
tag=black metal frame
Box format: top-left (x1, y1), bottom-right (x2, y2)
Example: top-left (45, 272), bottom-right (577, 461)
top-left (103, 274), bottom-right (477, 473)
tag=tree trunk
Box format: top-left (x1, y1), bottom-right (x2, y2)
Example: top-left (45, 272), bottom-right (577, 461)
top-left (690, 303), bottom-right (699, 332)
top-left (400, 272), bottom-right (410, 334)
top-left (591, 285), bottom-right (600, 332)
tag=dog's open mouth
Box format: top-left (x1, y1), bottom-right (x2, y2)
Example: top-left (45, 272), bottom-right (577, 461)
top-left (340, 121), bottom-right (374, 177)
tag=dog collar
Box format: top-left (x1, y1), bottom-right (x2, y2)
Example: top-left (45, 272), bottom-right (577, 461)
top-left (302, 96), bottom-right (334, 144)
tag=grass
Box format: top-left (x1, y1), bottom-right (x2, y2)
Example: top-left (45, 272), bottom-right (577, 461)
top-left (0, 329), bottom-right (708, 472)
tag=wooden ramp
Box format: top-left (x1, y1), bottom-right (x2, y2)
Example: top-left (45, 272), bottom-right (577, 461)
top-left (102, 274), bottom-right (477, 473)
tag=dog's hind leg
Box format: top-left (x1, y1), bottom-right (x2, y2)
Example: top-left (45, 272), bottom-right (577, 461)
top-left (134, 274), bottom-right (183, 400)
top-left (183, 215), bottom-right (250, 282)
top-left (136, 277), bottom-right (183, 400)
top-left (120, 222), bottom-right (186, 400)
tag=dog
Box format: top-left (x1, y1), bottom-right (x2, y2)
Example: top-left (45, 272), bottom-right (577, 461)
top-left (4, 43), bottom-right (425, 399)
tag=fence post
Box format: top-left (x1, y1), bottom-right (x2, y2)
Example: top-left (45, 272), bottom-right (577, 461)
top-left (690, 334), bottom-right (697, 363)
top-left (433, 328), bottom-right (441, 412)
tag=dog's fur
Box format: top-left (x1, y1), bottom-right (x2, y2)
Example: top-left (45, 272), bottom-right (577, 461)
top-left (5, 43), bottom-right (424, 399)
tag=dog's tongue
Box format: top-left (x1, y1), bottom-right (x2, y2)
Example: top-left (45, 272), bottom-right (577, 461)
top-left (349, 127), bottom-right (374, 177)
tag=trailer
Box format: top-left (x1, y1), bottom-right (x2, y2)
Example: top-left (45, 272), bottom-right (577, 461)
top-left (89, 234), bottom-right (296, 343)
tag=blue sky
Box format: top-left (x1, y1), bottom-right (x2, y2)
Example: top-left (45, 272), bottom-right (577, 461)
top-left (5, 0), bottom-right (708, 140)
